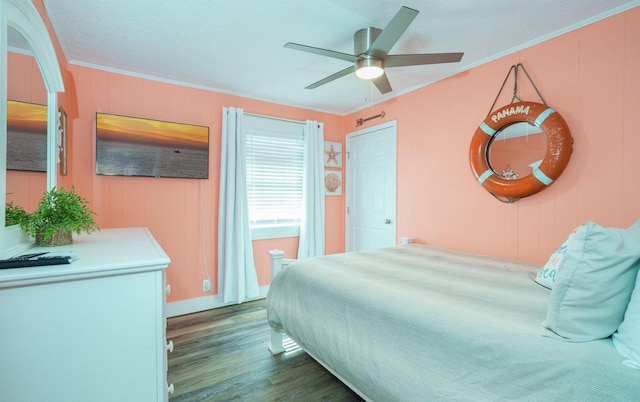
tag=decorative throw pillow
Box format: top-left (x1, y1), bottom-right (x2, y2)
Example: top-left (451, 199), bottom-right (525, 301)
top-left (535, 226), bottom-right (582, 289)
top-left (541, 221), bottom-right (640, 342)
top-left (612, 269), bottom-right (640, 370)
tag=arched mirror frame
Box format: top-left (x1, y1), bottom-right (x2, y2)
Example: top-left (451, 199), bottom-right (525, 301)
top-left (0, 0), bottom-right (64, 257)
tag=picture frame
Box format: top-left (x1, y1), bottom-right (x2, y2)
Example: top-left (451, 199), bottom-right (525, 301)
top-left (7, 99), bottom-right (47, 172)
top-left (324, 141), bottom-right (342, 168)
top-left (324, 169), bottom-right (342, 196)
top-left (96, 112), bottom-right (210, 179)
top-left (58, 106), bottom-right (67, 176)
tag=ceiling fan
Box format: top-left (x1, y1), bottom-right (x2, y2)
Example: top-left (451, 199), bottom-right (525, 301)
top-left (284, 6), bottom-right (464, 94)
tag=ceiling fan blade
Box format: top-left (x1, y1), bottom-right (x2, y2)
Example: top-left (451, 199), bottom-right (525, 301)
top-left (372, 72), bottom-right (392, 94)
top-left (367, 6), bottom-right (419, 59)
top-left (306, 65), bottom-right (355, 89)
top-left (385, 52), bottom-right (464, 67)
top-left (285, 42), bottom-right (360, 63)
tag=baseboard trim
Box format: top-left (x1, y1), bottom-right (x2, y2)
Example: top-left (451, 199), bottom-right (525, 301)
top-left (165, 285), bottom-right (269, 318)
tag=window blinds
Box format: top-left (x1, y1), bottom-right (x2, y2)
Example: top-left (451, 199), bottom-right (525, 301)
top-left (244, 115), bottom-right (304, 228)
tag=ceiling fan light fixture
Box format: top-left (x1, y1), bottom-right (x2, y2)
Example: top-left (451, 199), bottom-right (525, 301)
top-left (355, 58), bottom-right (384, 79)
top-left (287, 6), bottom-right (462, 93)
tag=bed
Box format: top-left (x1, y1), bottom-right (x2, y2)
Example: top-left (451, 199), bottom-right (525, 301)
top-left (266, 238), bottom-right (640, 401)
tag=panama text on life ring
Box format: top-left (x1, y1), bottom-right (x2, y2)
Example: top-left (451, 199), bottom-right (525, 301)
top-left (469, 101), bottom-right (573, 200)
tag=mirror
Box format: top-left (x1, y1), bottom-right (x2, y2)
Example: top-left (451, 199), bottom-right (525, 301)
top-left (0, 0), bottom-right (64, 257)
top-left (487, 122), bottom-right (546, 180)
top-left (6, 27), bottom-right (48, 220)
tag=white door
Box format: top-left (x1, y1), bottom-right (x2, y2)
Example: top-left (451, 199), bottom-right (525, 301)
top-left (346, 121), bottom-right (397, 252)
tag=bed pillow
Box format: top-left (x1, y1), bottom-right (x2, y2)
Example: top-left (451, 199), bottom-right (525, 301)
top-left (612, 269), bottom-right (640, 369)
top-left (541, 220), bottom-right (640, 342)
top-left (535, 226), bottom-right (582, 289)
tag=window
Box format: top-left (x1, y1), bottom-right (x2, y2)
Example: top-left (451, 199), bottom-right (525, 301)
top-left (244, 114), bottom-right (304, 240)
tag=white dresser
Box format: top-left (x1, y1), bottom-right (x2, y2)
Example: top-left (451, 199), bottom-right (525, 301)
top-left (0, 227), bottom-right (172, 402)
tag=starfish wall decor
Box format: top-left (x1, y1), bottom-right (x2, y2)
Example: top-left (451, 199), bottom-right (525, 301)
top-left (324, 141), bottom-right (342, 168)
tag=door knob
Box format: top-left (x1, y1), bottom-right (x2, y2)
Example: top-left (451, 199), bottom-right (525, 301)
top-left (384, 218), bottom-right (392, 224)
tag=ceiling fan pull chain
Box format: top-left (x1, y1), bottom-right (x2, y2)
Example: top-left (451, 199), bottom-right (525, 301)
top-left (371, 80), bottom-right (374, 110)
top-left (486, 63), bottom-right (548, 117)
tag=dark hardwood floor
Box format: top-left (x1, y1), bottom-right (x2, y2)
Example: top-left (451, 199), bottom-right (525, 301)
top-left (167, 299), bottom-right (364, 401)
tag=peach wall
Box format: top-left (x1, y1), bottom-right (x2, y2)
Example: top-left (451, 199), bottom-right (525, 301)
top-left (17, 0), bottom-right (347, 305)
top-left (29, 2), bottom-right (640, 305)
top-left (64, 65), bottom-right (344, 302)
top-left (347, 7), bottom-right (640, 265)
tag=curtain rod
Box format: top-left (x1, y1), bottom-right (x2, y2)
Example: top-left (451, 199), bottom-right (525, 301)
top-left (244, 112), bottom-right (305, 125)
top-left (356, 111), bottom-right (385, 127)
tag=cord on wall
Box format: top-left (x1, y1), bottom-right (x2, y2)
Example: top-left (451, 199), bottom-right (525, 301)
top-left (200, 179), bottom-right (212, 292)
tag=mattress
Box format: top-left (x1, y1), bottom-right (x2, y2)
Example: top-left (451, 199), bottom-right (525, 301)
top-left (266, 244), bottom-right (640, 401)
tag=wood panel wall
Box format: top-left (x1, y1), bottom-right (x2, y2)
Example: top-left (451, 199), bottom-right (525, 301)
top-left (348, 7), bottom-right (640, 265)
top-left (64, 65), bottom-right (344, 303)
top-left (31, 2), bottom-right (640, 306)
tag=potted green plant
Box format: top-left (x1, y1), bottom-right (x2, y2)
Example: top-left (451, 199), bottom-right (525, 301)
top-left (5, 201), bottom-right (29, 227)
top-left (20, 186), bottom-right (99, 246)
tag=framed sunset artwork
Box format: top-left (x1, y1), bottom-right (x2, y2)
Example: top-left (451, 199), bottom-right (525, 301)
top-left (96, 113), bottom-right (209, 179)
top-left (7, 100), bottom-right (47, 172)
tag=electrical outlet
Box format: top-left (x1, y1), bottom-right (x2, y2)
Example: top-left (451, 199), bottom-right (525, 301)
top-left (203, 279), bottom-right (211, 292)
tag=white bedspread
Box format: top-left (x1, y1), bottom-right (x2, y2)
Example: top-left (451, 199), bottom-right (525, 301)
top-left (266, 245), bottom-right (640, 401)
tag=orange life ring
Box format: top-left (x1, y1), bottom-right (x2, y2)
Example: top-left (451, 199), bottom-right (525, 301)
top-left (469, 101), bottom-right (573, 200)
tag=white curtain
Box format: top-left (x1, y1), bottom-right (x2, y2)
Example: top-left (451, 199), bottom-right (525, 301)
top-left (297, 120), bottom-right (325, 259)
top-left (218, 107), bottom-right (259, 303)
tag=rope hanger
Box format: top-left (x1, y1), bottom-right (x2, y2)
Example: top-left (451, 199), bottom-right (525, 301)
top-left (482, 63), bottom-right (548, 204)
top-left (487, 63), bottom-right (547, 116)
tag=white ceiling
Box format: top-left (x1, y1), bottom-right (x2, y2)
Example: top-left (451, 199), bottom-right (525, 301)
top-left (42, 0), bottom-right (640, 115)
